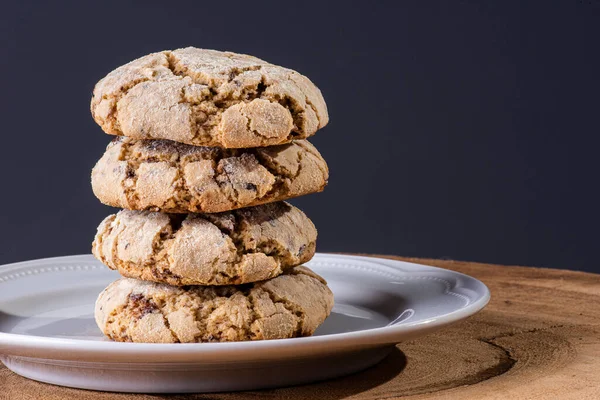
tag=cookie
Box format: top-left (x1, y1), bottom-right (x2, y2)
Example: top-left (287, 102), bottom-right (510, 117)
top-left (91, 137), bottom-right (328, 213)
top-left (92, 202), bottom-right (317, 286)
top-left (91, 47), bottom-right (328, 148)
top-left (95, 266), bottom-right (334, 343)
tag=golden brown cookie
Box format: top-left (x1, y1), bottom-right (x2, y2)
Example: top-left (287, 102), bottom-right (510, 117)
top-left (91, 137), bottom-right (328, 213)
top-left (91, 47), bottom-right (328, 148)
top-left (92, 202), bottom-right (317, 286)
top-left (95, 266), bottom-right (334, 343)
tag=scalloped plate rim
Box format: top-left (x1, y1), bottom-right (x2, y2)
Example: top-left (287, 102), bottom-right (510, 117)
top-left (0, 254), bottom-right (490, 364)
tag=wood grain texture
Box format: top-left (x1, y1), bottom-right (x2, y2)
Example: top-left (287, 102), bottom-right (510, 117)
top-left (2, 255), bottom-right (599, 400)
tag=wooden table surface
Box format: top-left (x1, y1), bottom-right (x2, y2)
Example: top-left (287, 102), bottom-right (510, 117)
top-left (2, 255), bottom-right (599, 400)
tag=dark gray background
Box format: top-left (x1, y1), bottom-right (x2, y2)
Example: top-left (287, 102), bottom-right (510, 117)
top-left (1, 1), bottom-right (598, 272)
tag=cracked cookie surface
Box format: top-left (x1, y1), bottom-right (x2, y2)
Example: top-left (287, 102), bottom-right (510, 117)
top-left (95, 266), bottom-right (334, 343)
top-left (91, 47), bottom-right (328, 148)
top-left (91, 137), bottom-right (328, 213)
top-left (92, 202), bottom-right (317, 286)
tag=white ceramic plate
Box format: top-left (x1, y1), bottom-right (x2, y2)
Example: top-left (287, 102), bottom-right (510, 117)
top-left (0, 254), bottom-right (489, 393)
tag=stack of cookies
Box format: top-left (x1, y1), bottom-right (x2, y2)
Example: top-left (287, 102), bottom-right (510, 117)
top-left (89, 47), bottom-right (334, 343)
